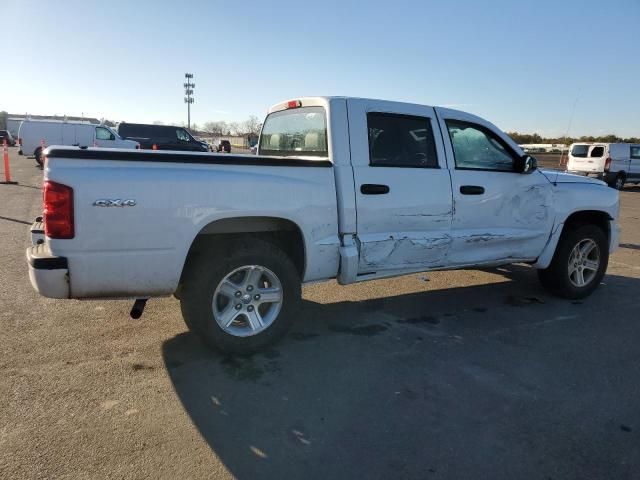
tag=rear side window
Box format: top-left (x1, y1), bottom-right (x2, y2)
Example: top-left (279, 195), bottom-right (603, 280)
top-left (571, 145), bottom-right (589, 157)
top-left (259, 106), bottom-right (327, 157)
top-left (119, 124), bottom-right (146, 138)
top-left (590, 146), bottom-right (604, 157)
top-left (630, 146), bottom-right (640, 159)
top-left (367, 113), bottom-right (438, 168)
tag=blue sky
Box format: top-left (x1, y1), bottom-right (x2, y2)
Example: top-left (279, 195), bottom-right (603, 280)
top-left (3, 0), bottom-right (639, 136)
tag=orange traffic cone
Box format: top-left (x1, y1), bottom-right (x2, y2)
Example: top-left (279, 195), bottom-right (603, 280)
top-left (1, 139), bottom-right (17, 184)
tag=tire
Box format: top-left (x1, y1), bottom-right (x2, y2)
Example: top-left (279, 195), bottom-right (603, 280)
top-left (609, 173), bottom-right (625, 190)
top-left (34, 147), bottom-right (43, 166)
top-left (180, 237), bottom-right (301, 354)
top-left (537, 224), bottom-right (608, 299)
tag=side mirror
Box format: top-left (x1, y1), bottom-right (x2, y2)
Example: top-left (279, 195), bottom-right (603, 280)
top-left (515, 154), bottom-right (537, 174)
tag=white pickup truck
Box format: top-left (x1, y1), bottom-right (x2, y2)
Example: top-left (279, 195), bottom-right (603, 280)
top-left (28, 97), bottom-right (620, 353)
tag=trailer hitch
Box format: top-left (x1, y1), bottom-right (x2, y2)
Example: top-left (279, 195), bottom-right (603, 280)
top-left (130, 298), bottom-right (148, 319)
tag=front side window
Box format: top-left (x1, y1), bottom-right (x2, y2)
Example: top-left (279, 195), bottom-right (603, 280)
top-left (95, 127), bottom-right (114, 141)
top-left (446, 120), bottom-right (516, 171)
top-left (176, 129), bottom-right (190, 142)
top-left (367, 113), bottom-right (438, 168)
top-left (259, 106), bottom-right (327, 157)
top-left (631, 146), bottom-right (640, 159)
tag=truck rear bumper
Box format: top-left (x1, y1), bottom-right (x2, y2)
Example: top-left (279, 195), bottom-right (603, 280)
top-left (26, 244), bottom-right (69, 299)
top-left (31, 217), bottom-right (45, 245)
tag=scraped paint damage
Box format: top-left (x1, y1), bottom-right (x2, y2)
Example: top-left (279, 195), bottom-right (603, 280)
top-left (360, 235), bottom-right (451, 268)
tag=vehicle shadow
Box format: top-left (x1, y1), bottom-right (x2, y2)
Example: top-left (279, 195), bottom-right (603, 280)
top-left (162, 265), bottom-right (640, 479)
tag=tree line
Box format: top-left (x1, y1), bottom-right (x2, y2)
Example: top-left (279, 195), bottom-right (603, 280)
top-left (507, 131), bottom-right (640, 145)
top-left (152, 115), bottom-right (263, 137)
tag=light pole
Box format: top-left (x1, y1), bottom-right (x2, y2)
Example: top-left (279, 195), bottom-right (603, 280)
top-left (184, 73), bottom-right (195, 131)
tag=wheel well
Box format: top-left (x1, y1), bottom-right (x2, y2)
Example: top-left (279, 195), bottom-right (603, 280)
top-left (563, 210), bottom-right (611, 240)
top-left (178, 217), bottom-right (305, 291)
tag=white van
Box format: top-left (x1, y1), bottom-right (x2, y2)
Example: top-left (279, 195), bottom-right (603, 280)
top-left (566, 142), bottom-right (640, 190)
top-left (18, 119), bottom-right (139, 165)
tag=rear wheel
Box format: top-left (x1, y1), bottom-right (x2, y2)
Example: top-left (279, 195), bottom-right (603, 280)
top-left (180, 238), bottom-right (301, 354)
top-left (34, 147), bottom-right (43, 166)
top-left (537, 224), bottom-right (608, 299)
top-left (609, 173), bottom-right (625, 190)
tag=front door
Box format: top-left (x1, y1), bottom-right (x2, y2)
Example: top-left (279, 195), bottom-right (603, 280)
top-left (94, 126), bottom-right (116, 148)
top-left (435, 108), bottom-right (554, 266)
top-left (347, 99), bottom-right (453, 274)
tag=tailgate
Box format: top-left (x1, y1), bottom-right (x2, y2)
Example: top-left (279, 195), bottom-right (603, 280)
top-left (568, 144), bottom-right (605, 173)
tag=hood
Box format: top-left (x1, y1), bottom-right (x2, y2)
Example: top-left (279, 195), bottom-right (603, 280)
top-left (539, 169), bottom-right (606, 186)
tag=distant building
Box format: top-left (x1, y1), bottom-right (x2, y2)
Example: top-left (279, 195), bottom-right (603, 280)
top-left (7, 114), bottom-right (101, 137)
top-left (519, 143), bottom-right (568, 154)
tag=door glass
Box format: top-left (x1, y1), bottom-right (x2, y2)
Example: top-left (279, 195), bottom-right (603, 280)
top-left (590, 146), bottom-right (604, 157)
top-left (176, 129), bottom-right (190, 142)
top-left (95, 127), bottom-right (113, 141)
top-left (446, 120), bottom-right (516, 171)
top-left (571, 144), bottom-right (589, 157)
top-left (367, 113), bottom-right (438, 167)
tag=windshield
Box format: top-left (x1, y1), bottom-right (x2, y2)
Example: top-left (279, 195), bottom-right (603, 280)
top-left (259, 106), bottom-right (328, 157)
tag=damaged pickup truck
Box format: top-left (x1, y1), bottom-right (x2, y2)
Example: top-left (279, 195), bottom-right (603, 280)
top-left (27, 97), bottom-right (620, 353)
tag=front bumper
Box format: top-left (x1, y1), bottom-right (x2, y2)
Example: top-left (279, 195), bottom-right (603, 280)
top-left (26, 243), bottom-right (69, 299)
top-left (610, 220), bottom-right (621, 254)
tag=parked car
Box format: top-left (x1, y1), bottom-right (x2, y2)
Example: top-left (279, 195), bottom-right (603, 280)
top-left (566, 142), bottom-right (640, 190)
top-left (18, 120), bottom-right (138, 165)
top-left (0, 130), bottom-right (16, 146)
top-left (27, 96), bottom-right (620, 354)
top-left (216, 139), bottom-right (231, 153)
top-left (195, 138), bottom-right (213, 151)
top-left (116, 123), bottom-right (209, 152)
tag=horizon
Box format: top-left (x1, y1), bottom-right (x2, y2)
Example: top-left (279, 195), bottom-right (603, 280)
top-left (2, 0), bottom-right (639, 137)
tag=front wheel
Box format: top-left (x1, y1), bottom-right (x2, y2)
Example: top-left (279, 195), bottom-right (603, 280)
top-left (537, 224), bottom-right (608, 299)
top-left (180, 238), bottom-right (301, 354)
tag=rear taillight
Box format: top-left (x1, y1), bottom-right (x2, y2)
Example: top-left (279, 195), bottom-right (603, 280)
top-left (43, 181), bottom-right (74, 239)
top-left (604, 157), bottom-right (612, 171)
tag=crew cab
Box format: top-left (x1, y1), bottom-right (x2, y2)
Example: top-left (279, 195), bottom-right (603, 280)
top-left (27, 97), bottom-right (620, 353)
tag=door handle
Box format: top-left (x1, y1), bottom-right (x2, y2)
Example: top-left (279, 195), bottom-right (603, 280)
top-left (361, 184), bottom-right (390, 195)
top-left (460, 185), bottom-right (485, 195)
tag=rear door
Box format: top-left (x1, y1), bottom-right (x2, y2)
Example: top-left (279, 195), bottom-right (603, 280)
top-left (569, 144), bottom-right (606, 173)
top-left (347, 99), bottom-right (453, 274)
top-left (75, 125), bottom-right (93, 147)
top-left (436, 108), bottom-right (554, 265)
top-left (630, 145), bottom-right (640, 180)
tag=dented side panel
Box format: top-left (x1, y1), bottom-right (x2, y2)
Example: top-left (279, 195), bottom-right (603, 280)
top-left (446, 169), bottom-right (555, 265)
top-left (347, 99), bottom-right (454, 273)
